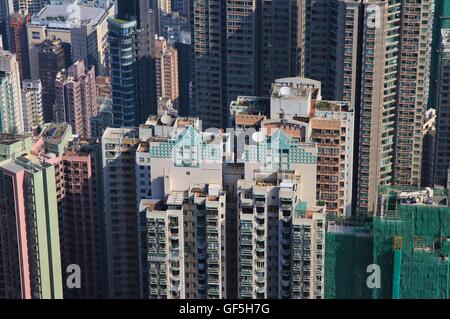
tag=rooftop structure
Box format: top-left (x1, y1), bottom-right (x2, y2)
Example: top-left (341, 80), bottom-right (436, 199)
top-left (270, 77), bottom-right (322, 120)
top-left (31, 4), bottom-right (107, 28)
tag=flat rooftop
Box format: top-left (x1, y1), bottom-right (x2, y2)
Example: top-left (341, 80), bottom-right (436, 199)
top-left (0, 134), bottom-right (29, 145)
top-left (32, 4), bottom-right (107, 27)
top-left (272, 77), bottom-right (321, 100)
top-left (42, 124), bottom-right (69, 143)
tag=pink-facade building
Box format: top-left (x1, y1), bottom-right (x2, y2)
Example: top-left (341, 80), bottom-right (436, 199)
top-left (0, 165), bottom-right (30, 299)
top-left (55, 60), bottom-right (98, 138)
top-left (32, 125), bottom-right (106, 298)
top-left (0, 137), bottom-right (63, 299)
top-left (155, 36), bottom-right (179, 110)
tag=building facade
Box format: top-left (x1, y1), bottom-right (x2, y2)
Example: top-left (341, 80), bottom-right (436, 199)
top-left (0, 50), bottom-right (23, 134)
top-left (435, 29), bottom-right (450, 186)
top-left (237, 129), bottom-right (325, 299)
top-left (55, 60), bottom-right (98, 138)
top-left (0, 141), bottom-right (63, 299)
top-left (27, 4), bottom-right (114, 79)
top-left (191, 0), bottom-right (300, 129)
top-left (21, 79), bottom-right (43, 133)
top-left (110, 0), bottom-right (157, 128)
top-left (9, 12), bottom-right (30, 81)
top-left (155, 36), bottom-right (179, 110)
top-left (102, 127), bottom-right (140, 298)
top-left (38, 38), bottom-right (66, 122)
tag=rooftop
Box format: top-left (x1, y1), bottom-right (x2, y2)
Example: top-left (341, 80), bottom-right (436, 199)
top-left (315, 100), bottom-right (350, 112)
top-left (271, 77), bottom-right (321, 101)
top-left (0, 134), bottom-right (29, 145)
top-left (41, 123), bottom-right (70, 144)
top-left (32, 4), bottom-right (107, 28)
top-left (380, 187), bottom-right (450, 208)
top-left (235, 114), bottom-right (265, 127)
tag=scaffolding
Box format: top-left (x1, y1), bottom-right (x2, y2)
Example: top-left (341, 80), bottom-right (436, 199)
top-left (325, 225), bottom-right (373, 299)
top-left (373, 191), bottom-right (450, 299)
top-left (325, 187), bottom-right (450, 299)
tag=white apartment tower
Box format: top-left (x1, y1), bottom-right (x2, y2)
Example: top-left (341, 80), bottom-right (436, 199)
top-left (139, 185), bottom-right (227, 299)
top-left (269, 77), bottom-right (355, 217)
top-left (21, 79), bottom-right (43, 133)
top-left (0, 50), bottom-right (23, 134)
top-left (237, 129), bottom-right (326, 299)
top-left (137, 122), bottom-right (228, 298)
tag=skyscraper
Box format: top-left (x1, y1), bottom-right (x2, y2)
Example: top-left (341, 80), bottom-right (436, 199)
top-left (0, 50), bottom-right (23, 134)
top-left (155, 36), bottom-right (179, 111)
top-left (27, 4), bottom-right (114, 79)
top-left (109, 0), bottom-right (156, 127)
top-left (21, 79), bottom-right (43, 133)
top-left (237, 129), bottom-right (326, 299)
top-left (54, 60), bottom-right (98, 138)
top-left (429, 0), bottom-right (450, 108)
top-left (301, 0), bottom-right (433, 216)
top-left (0, 136), bottom-right (63, 299)
top-left (9, 12), bottom-right (30, 81)
top-left (191, 0), bottom-right (300, 129)
top-left (0, 0), bottom-right (13, 51)
top-left (435, 29), bottom-right (450, 186)
top-left (13, 0), bottom-right (48, 15)
top-left (102, 127), bottom-right (140, 298)
top-left (38, 38), bottom-right (66, 123)
top-left (41, 136), bottom-right (107, 299)
top-left (136, 122), bottom-right (227, 299)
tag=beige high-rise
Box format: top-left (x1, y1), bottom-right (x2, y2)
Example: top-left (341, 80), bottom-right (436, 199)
top-left (155, 36), bottom-right (179, 110)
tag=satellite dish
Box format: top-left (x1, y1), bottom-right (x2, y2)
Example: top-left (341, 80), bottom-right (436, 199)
top-left (252, 132), bottom-right (265, 143)
top-left (161, 113), bottom-right (173, 126)
top-left (279, 86), bottom-right (291, 97)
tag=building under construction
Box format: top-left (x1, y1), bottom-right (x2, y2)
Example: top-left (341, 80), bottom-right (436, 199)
top-left (325, 187), bottom-right (450, 299)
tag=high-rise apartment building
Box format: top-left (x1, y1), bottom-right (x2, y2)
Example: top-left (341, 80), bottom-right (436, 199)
top-left (109, 0), bottom-right (157, 127)
top-left (13, 0), bottom-right (48, 15)
top-left (102, 127), bottom-right (140, 298)
top-left (299, 0), bottom-right (433, 214)
top-left (435, 29), bottom-right (450, 186)
top-left (140, 185), bottom-right (227, 299)
top-left (301, 0), bottom-right (433, 215)
top-left (429, 0), bottom-right (450, 108)
top-left (268, 77), bottom-right (354, 218)
top-left (55, 60), bottom-right (98, 137)
top-left (237, 128), bottom-right (326, 299)
top-left (27, 4), bottom-right (114, 79)
top-left (0, 136), bottom-right (63, 299)
top-left (9, 12), bottom-right (30, 81)
top-left (26, 123), bottom-right (108, 299)
top-left (191, 0), bottom-right (300, 129)
top-left (174, 31), bottom-right (191, 116)
top-left (394, 0), bottom-right (432, 188)
top-left (311, 101), bottom-right (354, 217)
top-left (38, 38), bottom-right (66, 122)
top-left (155, 36), bottom-right (179, 110)
top-left (42, 136), bottom-right (107, 298)
top-left (21, 79), bottom-right (43, 133)
top-left (0, 0), bottom-right (13, 51)
top-left (0, 50), bottom-right (23, 134)
top-left (137, 121), bottom-right (227, 298)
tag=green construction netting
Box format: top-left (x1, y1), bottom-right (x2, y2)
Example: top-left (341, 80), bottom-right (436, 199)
top-left (373, 205), bottom-right (450, 299)
top-left (326, 203), bottom-right (450, 299)
top-left (325, 227), bottom-right (373, 299)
